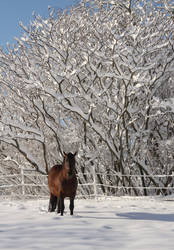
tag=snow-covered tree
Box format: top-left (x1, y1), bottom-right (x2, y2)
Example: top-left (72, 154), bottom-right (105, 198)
top-left (0, 0), bottom-right (174, 196)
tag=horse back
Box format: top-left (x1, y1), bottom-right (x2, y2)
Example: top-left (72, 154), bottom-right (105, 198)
top-left (48, 165), bottom-right (62, 192)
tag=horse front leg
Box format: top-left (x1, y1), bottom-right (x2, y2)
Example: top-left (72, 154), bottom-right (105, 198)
top-left (69, 197), bottom-right (74, 215)
top-left (48, 193), bottom-right (57, 212)
top-left (58, 194), bottom-right (65, 216)
top-left (57, 198), bottom-right (61, 214)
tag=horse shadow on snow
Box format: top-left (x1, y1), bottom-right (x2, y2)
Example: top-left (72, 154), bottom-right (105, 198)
top-left (117, 212), bottom-right (174, 222)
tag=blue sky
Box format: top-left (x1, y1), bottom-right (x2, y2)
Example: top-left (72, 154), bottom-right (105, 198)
top-left (0, 0), bottom-right (78, 48)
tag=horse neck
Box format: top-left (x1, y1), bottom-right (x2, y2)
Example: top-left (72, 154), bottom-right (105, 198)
top-left (62, 160), bottom-right (70, 179)
top-left (62, 160), bottom-right (75, 179)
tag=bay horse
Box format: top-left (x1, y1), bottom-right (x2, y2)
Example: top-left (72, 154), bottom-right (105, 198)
top-left (48, 152), bottom-right (78, 216)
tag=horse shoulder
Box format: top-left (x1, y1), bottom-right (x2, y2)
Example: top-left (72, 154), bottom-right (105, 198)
top-left (48, 165), bottom-right (61, 176)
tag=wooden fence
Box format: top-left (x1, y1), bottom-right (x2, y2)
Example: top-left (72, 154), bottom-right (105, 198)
top-left (0, 168), bottom-right (174, 199)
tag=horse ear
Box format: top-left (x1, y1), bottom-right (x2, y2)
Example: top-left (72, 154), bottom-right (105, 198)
top-left (74, 151), bottom-right (77, 157)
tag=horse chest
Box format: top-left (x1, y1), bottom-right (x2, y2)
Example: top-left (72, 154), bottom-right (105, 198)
top-left (61, 177), bottom-right (77, 196)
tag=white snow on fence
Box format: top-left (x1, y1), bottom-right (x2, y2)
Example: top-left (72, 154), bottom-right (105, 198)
top-left (0, 170), bottom-right (174, 199)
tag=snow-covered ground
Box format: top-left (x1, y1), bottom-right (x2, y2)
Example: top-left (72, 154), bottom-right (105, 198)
top-left (0, 196), bottom-right (174, 250)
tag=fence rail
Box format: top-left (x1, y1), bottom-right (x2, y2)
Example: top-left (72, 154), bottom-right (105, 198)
top-left (0, 170), bottom-right (174, 199)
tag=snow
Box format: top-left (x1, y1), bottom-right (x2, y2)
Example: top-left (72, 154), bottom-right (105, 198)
top-left (0, 196), bottom-right (174, 250)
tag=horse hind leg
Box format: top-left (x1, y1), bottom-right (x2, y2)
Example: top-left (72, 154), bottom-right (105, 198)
top-left (48, 193), bottom-right (57, 212)
top-left (69, 197), bottom-right (74, 215)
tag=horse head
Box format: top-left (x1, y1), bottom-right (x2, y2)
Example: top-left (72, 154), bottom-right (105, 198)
top-left (63, 152), bottom-right (77, 177)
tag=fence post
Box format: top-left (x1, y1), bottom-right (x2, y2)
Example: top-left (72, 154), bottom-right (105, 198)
top-left (92, 165), bottom-right (97, 199)
top-left (21, 166), bottom-right (25, 196)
